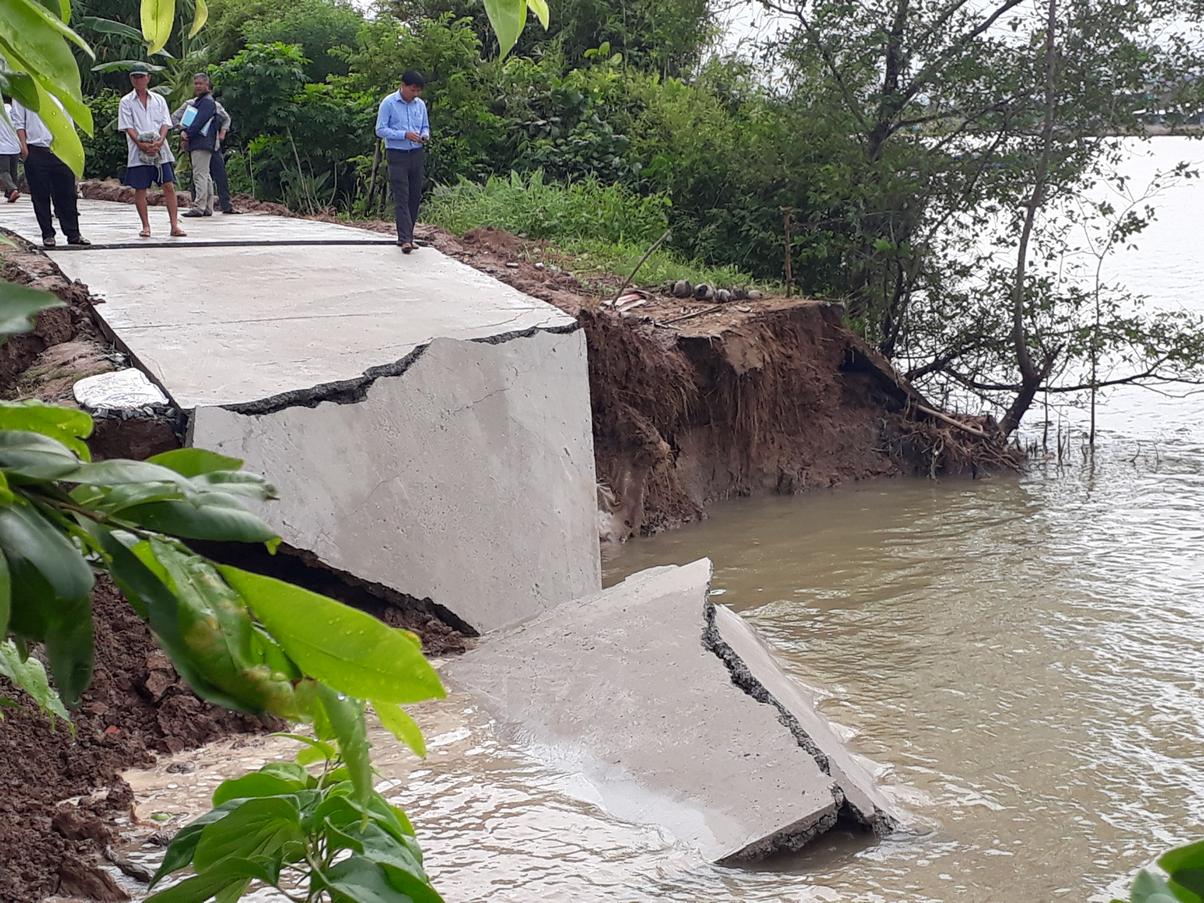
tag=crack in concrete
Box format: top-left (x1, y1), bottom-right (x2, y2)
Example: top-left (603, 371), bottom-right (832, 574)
top-left (214, 320), bottom-right (580, 416)
top-left (700, 600), bottom-right (896, 848)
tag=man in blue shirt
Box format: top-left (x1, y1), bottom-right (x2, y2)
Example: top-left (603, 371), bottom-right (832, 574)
top-left (375, 70), bottom-right (429, 253)
top-left (179, 73), bottom-right (219, 217)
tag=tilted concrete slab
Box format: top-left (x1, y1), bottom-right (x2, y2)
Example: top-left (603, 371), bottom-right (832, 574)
top-left (2, 198), bottom-right (598, 632)
top-left (0, 197), bottom-right (390, 247)
top-left (192, 327), bottom-right (600, 635)
top-left (444, 559), bottom-right (896, 862)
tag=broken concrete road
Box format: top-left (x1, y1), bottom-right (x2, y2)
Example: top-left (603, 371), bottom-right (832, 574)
top-left (0, 199), bottom-right (601, 634)
top-left (445, 559), bottom-right (896, 862)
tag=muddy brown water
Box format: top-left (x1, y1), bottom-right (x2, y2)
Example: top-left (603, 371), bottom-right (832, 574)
top-left (118, 139), bottom-right (1203, 901)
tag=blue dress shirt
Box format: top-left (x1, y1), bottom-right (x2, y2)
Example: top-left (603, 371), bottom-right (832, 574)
top-left (375, 92), bottom-right (430, 151)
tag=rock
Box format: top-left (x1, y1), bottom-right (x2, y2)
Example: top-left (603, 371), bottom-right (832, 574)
top-left (51, 810), bottom-right (112, 845)
top-left (671, 279), bottom-right (693, 298)
top-left (694, 283), bottom-right (714, 300)
top-left (534, 262), bottom-right (545, 270)
top-left (505, 261), bottom-right (520, 269)
top-left (748, 289), bottom-right (764, 300)
top-left (446, 559), bottom-right (896, 863)
top-left (58, 857), bottom-right (128, 902)
top-left (715, 289), bottom-right (733, 303)
top-left (73, 368), bottom-right (168, 410)
top-left (733, 287), bottom-right (750, 301)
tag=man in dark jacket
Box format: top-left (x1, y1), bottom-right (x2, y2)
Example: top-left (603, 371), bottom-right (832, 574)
top-left (180, 73), bottom-right (218, 217)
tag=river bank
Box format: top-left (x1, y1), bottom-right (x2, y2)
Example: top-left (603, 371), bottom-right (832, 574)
top-left (0, 187), bottom-right (1010, 900)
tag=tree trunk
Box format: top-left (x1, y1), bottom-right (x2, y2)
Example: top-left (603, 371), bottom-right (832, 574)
top-left (999, 0), bottom-right (1059, 437)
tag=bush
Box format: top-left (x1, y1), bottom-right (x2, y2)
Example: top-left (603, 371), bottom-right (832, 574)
top-left (80, 89), bottom-right (128, 181)
top-left (424, 169), bottom-right (669, 245)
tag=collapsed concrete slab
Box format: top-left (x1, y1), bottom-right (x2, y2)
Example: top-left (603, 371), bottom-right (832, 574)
top-left (444, 559), bottom-right (896, 862)
top-left (2, 199), bottom-right (601, 633)
top-left (192, 327), bottom-right (600, 635)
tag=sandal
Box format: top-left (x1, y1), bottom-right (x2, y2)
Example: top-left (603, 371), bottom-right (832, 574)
top-left (139, 228), bottom-right (151, 239)
top-left (170, 227), bottom-right (187, 237)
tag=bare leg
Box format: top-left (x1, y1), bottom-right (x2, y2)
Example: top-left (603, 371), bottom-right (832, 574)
top-left (163, 181), bottom-right (182, 233)
top-left (134, 188), bottom-right (150, 235)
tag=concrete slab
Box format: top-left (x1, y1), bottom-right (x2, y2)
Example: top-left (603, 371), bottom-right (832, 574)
top-left (17, 228), bottom-right (571, 410)
top-left (192, 329), bottom-right (600, 634)
top-left (3, 198), bottom-right (596, 633)
top-left (707, 605), bottom-right (894, 831)
top-left (445, 560), bottom-right (895, 862)
top-left (0, 197), bottom-right (389, 247)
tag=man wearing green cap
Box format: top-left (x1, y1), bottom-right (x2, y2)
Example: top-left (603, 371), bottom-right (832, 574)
top-left (117, 63), bottom-right (185, 238)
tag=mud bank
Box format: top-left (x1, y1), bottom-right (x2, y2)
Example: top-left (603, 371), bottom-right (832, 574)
top-left (417, 227), bottom-right (1012, 539)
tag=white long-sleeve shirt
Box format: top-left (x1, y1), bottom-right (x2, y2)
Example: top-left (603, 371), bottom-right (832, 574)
top-left (0, 104), bottom-right (20, 155)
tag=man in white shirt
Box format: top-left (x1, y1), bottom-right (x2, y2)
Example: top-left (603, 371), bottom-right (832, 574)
top-left (117, 64), bottom-right (185, 238)
top-left (0, 97), bottom-right (21, 203)
top-left (12, 96), bottom-right (88, 248)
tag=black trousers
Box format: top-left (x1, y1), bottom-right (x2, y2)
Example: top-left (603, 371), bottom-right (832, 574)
top-left (23, 146), bottom-right (80, 241)
top-left (212, 147), bottom-right (231, 211)
top-left (387, 148), bottom-right (424, 243)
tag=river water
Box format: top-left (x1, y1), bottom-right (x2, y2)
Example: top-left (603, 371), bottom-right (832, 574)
top-left (122, 138), bottom-right (1203, 901)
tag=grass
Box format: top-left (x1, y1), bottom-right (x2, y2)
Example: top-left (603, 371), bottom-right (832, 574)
top-left (425, 171), bottom-right (767, 293)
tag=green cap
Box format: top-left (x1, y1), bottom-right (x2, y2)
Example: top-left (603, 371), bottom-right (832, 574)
top-left (129, 62), bottom-right (151, 76)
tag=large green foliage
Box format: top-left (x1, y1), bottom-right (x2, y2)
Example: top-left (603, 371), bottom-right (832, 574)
top-left (0, 287), bottom-right (447, 900)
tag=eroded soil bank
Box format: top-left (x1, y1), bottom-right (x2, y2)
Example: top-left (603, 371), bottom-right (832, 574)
top-left (0, 188), bottom-right (1009, 900)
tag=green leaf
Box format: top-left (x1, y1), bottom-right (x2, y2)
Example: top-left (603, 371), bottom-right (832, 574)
top-left (77, 15), bottom-right (146, 42)
top-left (148, 448), bottom-right (244, 477)
top-left (136, 539), bottom-right (299, 716)
top-left (119, 494), bottom-right (279, 546)
top-left (193, 796), bottom-right (303, 870)
top-left (526, 0), bottom-right (549, 29)
top-left (0, 66), bottom-right (38, 109)
top-left (1161, 841), bottom-right (1204, 875)
top-left (90, 59), bottom-right (166, 74)
top-left (188, 0), bottom-right (207, 38)
top-left (0, 281), bottom-right (66, 338)
top-left (1130, 869), bottom-right (1181, 903)
top-left (0, 502), bottom-right (94, 603)
top-left (43, 589), bottom-right (92, 708)
top-left (150, 801), bottom-right (244, 885)
top-left (317, 685), bottom-right (372, 806)
top-left (147, 857), bottom-right (276, 902)
top-left (373, 701), bottom-right (426, 758)
top-left (211, 772), bottom-right (308, 807)
top-left (98, 529), bottom-right (252, 712)
top-left (140, 0), bottom-right (175, 54)
top-left (0, 471), bottom-right (12, 506)
top-left (277, 731), bottom-right (336, 765)
top-left (67, 458), bottom-right (190, 487)
top-left (482, 0), bottom-right (526, 58)
top-left (357, 824), bottom-right (440, 903)
top-left (29, 80), bottom-right (86, 176)
top-left (0, 402), bottom-right (92, 460)
top-left (323, 856), bottom-right (408, 903)
top-left (0, 550), bottom-right (10, 638)
top-left (220, 566), bottom-right (444, 705)
top-left (0, 639), bottom-right (71, 725)
top-left (0, 429), bottom-right (81, 481)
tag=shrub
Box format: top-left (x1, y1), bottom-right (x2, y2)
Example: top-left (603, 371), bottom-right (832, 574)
top-left (80, 89), bottom-right (128, 181)
top-left (424, 169), bottom-right (669, 245)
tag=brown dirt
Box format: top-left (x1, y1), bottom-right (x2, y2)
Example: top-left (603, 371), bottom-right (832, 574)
top-left (0, 577), bottom-right (276, 903)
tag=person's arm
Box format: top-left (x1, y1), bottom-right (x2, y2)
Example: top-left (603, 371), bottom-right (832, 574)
top-left (171, 102), bottom-right (186, 128)
top-left (215, 102), bottom-right (231, 141)
top-left (12, 105), bottom-right (29, 159)
top-left (375, 100), bottom-right (406, 141)
top-left (419, 100), bottom-right (430, 142)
